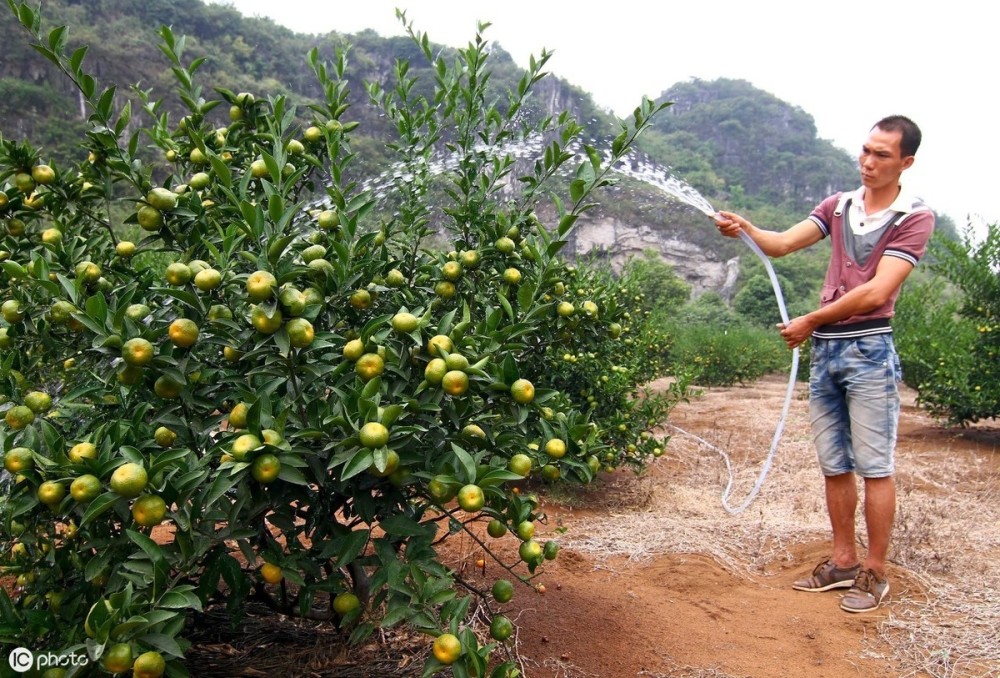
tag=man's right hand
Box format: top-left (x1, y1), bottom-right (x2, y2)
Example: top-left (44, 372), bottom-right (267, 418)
top-left (714, 210), bottom-right (749, 239)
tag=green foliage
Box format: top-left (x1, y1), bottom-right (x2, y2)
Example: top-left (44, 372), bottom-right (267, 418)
top-left (666, 322), bottom-right (788, 387)
top-left (0, 5), bottom-right (678, 675)
top-left (674, 291), bottom-right (740, 328)
top-left (895, 228), bottom-right (1000, 424)
top-left (620, 250), bottom-right (691, 319)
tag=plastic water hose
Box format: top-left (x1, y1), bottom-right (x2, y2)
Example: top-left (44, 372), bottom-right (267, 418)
top-left (670, 228), bottom-right (800, 515)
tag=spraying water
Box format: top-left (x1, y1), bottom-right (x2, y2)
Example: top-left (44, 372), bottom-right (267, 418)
top-left (610, 153), bottom-right (801, 514)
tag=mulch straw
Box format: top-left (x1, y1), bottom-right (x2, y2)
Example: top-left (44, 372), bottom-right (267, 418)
top-left (559, 379), bottom-right (1000, 678)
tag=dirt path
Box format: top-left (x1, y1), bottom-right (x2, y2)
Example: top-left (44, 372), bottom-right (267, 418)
top-left (486, 376), bottom-right (1000, 678)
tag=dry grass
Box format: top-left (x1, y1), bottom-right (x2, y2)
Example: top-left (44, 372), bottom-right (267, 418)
top-left (559, 383), bottom-right (1000, 678)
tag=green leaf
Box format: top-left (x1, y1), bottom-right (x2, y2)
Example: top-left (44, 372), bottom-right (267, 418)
top-left (380, 514), bottom-right (430, 537)
top-left (81, 491), bottom-right (120, 526)
top-left (334, 529), bottom-right (370, 567)
top-left (341, 448), bottom-right (373, 480)
top-left (450, 443), bottom-right (477, 484)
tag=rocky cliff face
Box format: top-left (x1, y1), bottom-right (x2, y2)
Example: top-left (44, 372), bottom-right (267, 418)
top-left (565, 216), bottom-right (740, 299)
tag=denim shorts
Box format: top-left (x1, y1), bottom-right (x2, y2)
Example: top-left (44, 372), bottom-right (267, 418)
top-left (808, 333), bottom-right (902, 478)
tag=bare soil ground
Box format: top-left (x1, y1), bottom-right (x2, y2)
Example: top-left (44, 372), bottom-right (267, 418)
top-left (487, 376), bottom-right (1000, 678)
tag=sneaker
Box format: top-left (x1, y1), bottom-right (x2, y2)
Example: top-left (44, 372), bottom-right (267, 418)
top-left (792, 559), bottom-right (861, 592)
top-left (840, 569), bottom-right (889, 613)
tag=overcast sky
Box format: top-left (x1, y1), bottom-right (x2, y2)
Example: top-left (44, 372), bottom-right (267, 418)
top-left (216, 0), bottom-right (996, 234)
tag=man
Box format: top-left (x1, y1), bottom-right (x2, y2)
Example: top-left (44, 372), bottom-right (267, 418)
top-left (715, 115), bottom-right (934, 613)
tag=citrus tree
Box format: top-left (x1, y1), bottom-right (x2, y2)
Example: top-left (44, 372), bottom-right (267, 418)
top-left (0, 4), bottom-right (675, 676)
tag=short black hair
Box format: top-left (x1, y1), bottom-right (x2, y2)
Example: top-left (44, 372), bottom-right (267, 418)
top-left (873, 115), bottom-right (922, 157)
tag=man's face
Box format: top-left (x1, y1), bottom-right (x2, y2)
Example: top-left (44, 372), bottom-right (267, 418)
top-left (858, 127), bottom-right (915, 191)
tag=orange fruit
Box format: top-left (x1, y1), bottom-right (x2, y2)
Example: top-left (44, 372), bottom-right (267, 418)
top-left (432, 633), bottom-right (461, 665)
top-left (543, 540), bottom-right (560, 560)
top-left (131, 494), bottom-right (168, 527)
top-left (132, 650), bottom-right (166, 678)
top-left (441, 370), bottom-right (469, 396)
top-left (122, 338), bottom-right (154, 366)
top-left (37, 480), bottom-right (66, 506)
top-left (251, 454), bottom-right (281, 483)
top-left (153, 375), bottom-right (182, 399)
top-left (343, 338), bottom-right (365, 361)
top-left (165, 262), bottom-right (193, 286)
top-left (168, 318), bottom-right (199, 348)
top-left (31, 164), bottom-right (56, 185)
top-left (246, 270), bottom-right (277, 301)
top-left (385, 269), bottom-right (406, 287)
top-left (427, 476), bottom-right (456, 503)
top-left (444, 353), bottom-right (469, 371)
top-left (460, 249), bottom-right (480, 269)
top-left (333, 591), bottom-right (361, 615)
top-left (487, 519), bottom-right (507, 539)
top-left (544, 438), bottom-right (567, 459)
top-left (510, 378), bottom-right (535, 404)
top-left (491, 579), bottom-right (514, 603)
top-left (441, 261), bottom-right (463, 281)
top-left (5, 405), bottom-right (35, 430)
top-left (230, 433), bottom-right (261, 461)
top-left (101, 643), bottom-right (133, 674)
top-left (518, 539), bottom-right (542, 563)
top-left (490, 614), bottom-right (514, 641)
top-left (462, 424), bottom-right (486, 440)
top-left (427, 334), bottom-right (453, 357)
top-left (146, 187), bottom-right (177, 211)
top-left (68, 442), bottom-right (98, 463)
top-left (495, 236), bottom-right (515, 254)
top-left (110, 463), bottom-right (148, 498)
top-left (137, 205), bottom-right (163, 231)
top-left (424, 358), bottom-right (447, 385)
top-left (1, 299), bottom-right (24, 324)
top-left (194, 267), bottom-right (222, 291)
top-left (249, 158), bottom-right (269, 178)
top-left (456, 484), bottom-right (485, 512)
top-left (286, 317), bottom-right (315, 348)
top-left (316, 209), bottom-right (339, 229)
top-left (557, 301), bottom-right (575, 317)
top-left (349, 289), bottom-right (371, 310)
top-left (391, 312), bottom-right (419, 333)
top-left (507, 453), bottom-right (532, 478)
top-left (434, 281), bottom-right (456, 298)
top-left (70, 474), bottom-right (102, 503)
top-left (359, 422), bottom-right (389, 449)
top-left (355, 353), bottom-right (384, 381)
top-left (250, 305), bottom-right (282, 334)
top-left (279, 286), bottom-right (307, 315)
top-left (23, 390), bottom-right (52, 413)
top-left (260, 563), bottom-right (283, 584)
top-left (3, 447), bottom-right (33, 473)
top-left (154, 426), bottom-right (177, 448)
top-left (229, 402), bottom-right (249, 429)
top-left (515, 520), bottom-right (535, 541)
top-left (503, 267), bottom-right (522, 285)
